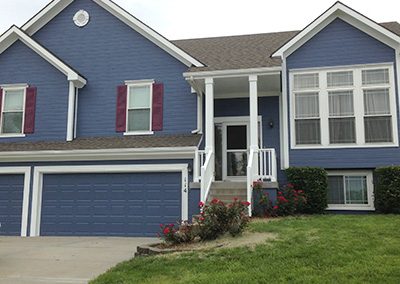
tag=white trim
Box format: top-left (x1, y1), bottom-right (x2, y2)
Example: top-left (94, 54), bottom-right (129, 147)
top-left (289, 63), bottom-right (399, 149)
top-left (0, 167), bottom-right (31, 237)
top-left (74, 87), bottom-right (78, 139)
top-left (123, 131), bottom-right (154, 136)
top-left (0, 134), bottom-right (26, 138)
top-left (0, 83), bottom-right (28, 89)
top-left (184, 67), bottom-right (282, 80)
top-left (0, 26), bottom-right (86, 86)
top-left (326, 170), bottom-right (375, 211)
top-left (30, 164), bottom-right (189, 237)
top-left (125, 79), bottom-right (155, 85)
top-left (0, 146), bottom-right (198, 162)
top-left (22, 0), bottom-right (203, 68)
top-left (272, 2), bottom-right (400, 58)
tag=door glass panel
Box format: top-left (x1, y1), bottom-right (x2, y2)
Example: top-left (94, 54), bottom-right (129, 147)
top-left (227, 126), bottom-right (247, 150)
top-left (227, 152), bottom-right (247, 177)
top-left (214, 124), bottom-right (223, 181)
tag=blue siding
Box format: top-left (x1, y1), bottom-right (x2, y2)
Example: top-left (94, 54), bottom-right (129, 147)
top-left (33, 0), bottom-right (196, 138)
top-left (0, 41), bottom-right (69, 142)
top-left (41, 172), bottom-right (181, 237)
top-left (0, 174), bottom-right (24, 236)
top-left (214, 97), bottom-right (286, 182)
top-left (287, 18), bottom-right (400, 169)
top-left (189, 188), bottom-right (200, 220)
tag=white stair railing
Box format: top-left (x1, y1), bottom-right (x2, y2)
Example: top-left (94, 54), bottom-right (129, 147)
top-left (246, 149), bottom-right (258, 216)
top-left (194, 150), bottom-right (206, 182)
top-left (258, 148), bottom-right (277, 182)
top-left (200, 150), bottom-right (214, 203)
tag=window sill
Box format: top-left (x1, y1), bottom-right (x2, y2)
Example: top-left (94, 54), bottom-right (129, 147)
top-left (0, 134), bottom-right (26, 139)
top-left (327, 205), bottom-right (375, 211)
top-left (124, 131), bottom-right (154, 136)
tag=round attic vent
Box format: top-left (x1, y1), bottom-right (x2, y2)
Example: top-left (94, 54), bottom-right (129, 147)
top-left (73, 10), bottom-right (90, 27)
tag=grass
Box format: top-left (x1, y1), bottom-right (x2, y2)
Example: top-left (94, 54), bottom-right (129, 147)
top-left (91, 215), bottom-right (400, 284)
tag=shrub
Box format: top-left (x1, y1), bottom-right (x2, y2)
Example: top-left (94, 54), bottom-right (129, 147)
top-left (375, 166), bottom-right (400, 214)
top-left (252, 181), bottom-right (275, 217)
top-left (158, 221), bottom-right (198, 244)
top-left (196, 199), bottom-right (250, 240)
top-left (285, 167), bottom-right (328, 214)
top-left (275, 184), bottom-right (307, 216)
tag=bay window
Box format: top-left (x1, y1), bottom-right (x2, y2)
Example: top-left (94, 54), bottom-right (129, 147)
top-left (291, 64), bottom-right (397, 148)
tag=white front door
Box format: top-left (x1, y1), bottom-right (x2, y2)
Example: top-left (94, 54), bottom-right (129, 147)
top-left (223, 123), bottom-right (249, 180)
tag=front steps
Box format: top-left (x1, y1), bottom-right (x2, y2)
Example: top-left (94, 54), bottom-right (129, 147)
top-left (207, 181), bottom-right (279, 204)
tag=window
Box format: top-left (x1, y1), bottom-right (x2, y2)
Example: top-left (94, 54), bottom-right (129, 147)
top-left (1, 88), bottom-right (25, 134)
top-left (126, 84), bottom-right (152, 133)
top-left (327, 171), bottom-right (374, 210)
top-left (291, 65), bottom-right (397, 148)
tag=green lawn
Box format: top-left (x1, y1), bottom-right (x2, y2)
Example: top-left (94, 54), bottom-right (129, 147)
top-left (91, 215), bottom-right (400, 284)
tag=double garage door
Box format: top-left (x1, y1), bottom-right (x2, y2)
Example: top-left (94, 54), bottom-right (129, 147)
top-left (1, 170), bottom-right (183, 237)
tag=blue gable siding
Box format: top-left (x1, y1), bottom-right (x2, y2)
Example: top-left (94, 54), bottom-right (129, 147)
top-left (0, 41), bottom-right (69, 142)
top-left (214, 97), bottom-right (285, 182)
top-left (33, 0), bottom-right (196, 138)
top-left (286, 18), bottom-right (400, 169)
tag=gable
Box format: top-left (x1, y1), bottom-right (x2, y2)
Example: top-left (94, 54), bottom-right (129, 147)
top-left (22, 0), bottom-right (203, 67)
top-left (287, 18), bottom-right (396, 69)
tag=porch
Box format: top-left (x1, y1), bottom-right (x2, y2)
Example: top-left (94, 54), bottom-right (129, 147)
top-left (187, 70), bottom-right (282, 215)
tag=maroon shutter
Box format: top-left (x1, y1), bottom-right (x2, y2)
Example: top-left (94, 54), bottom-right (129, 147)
top-left (116, 85), bottom-right (127, 132)
top-left (152, 83), bottom-right (164, 131)
top-left (24, 86), bottom-right (37, 134)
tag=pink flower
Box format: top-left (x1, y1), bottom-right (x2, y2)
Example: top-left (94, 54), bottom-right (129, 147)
top-left (273, 205), bottom-right (279, 210)
top-left (278, 191), bottom-right (283, 195)
top-left (199, 216), bottom-right (205, 221)
top-left (287, 183), bottom-right (294, 188)
top-left (163, 227), bottom-right (170, 234)
top-left (159, 224), bottom-right (164, 228)
top-left (198, 201), bottom-right (205, 208)
top-left (242, 201), bottom-right (251, 207)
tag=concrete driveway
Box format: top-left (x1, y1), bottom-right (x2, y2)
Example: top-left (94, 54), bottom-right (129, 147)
top-left (0, 237), bottom-right (158, 284)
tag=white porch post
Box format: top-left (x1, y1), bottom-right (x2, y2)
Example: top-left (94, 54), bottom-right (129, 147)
top-left (66, 81), bottom-right (76, 142)
top-left (205, 78), bottom-right (215, 154)
top-left (249, 75), bottom-right (259, 151)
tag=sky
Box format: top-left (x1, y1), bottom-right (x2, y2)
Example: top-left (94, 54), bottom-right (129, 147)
top-left (0, 0), bottom-right (399, 40)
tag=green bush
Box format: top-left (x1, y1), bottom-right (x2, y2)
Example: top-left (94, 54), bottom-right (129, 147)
top-left (375, 166), bottom-right (400, 214)
top-left (285, 167), bottom-right (328, 214)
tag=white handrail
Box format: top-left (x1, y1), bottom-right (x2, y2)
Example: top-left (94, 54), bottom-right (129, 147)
top-left (194, 150), bottom-right (206, 182)
top-left (200, 150), bottom-right (214, 203)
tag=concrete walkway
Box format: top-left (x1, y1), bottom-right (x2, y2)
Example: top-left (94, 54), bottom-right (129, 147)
top-left (0, 237), bottom-right (158, 284)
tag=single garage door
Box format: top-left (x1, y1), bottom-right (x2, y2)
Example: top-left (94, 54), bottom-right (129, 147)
top-left (0, 175), bottom-right (25, 236)
top-left (41, 172), bottom-right (181, 237)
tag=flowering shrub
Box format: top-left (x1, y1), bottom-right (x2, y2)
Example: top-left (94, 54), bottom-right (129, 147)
top-left (158, 221), bottom-right (198, 244)
top-left (196, 198), bottom-right (250, 240)
top-left (158, 223), bottom-right (178, 243)
top-left (274, 184), bottom-right (307, 216)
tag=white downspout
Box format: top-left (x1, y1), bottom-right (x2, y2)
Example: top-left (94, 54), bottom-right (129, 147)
top-left (67, 81), bottom-right (75, 142)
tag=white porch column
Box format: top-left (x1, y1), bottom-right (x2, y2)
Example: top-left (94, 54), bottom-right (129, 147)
top-left (205, 78), bottom-right (215, 154)
top-left (66, 81), bottom-right (76, 142)
top-left (249, 75), bottom-right (259, 150)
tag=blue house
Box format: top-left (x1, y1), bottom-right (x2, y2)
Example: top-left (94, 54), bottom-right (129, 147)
top-left (0, 0), bottom-right (399, 237)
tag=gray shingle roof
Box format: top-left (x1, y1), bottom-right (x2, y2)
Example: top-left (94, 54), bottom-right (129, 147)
top-left (0, 134), bottom-right (202, 152)
top-left (173, 22), bottom-right (400, 72)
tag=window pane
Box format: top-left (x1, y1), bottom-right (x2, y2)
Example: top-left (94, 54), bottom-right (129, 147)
top-left (2, 112), bottom-right (23, 134)
top-left (327, 71), bottom-right (353, 87)
top-left (345, 176), bottom-right (368, 204)
top-left (227, 152), bottom-right (247, 177)
top-left (227, 125), bottom-right (247, 150)
top-left (364, 89), bottom-right (390, 115)
top-left (129, 86), bottom-right (151, 108)
top-left (328, 176), bottom-right (345, 204)
top-left (127, 109), bottom-right (150, 131)
top-left (364, 116), bottom-right (392, 143)
top-left (329, 91), bottom-right (354, 116)
top-left (4, 90), bottom-right (24, 111)
top-left (362, 69), bottom-right (389, 85)
top-left (295, 119), bottom-right (321, 145)
top-left (329, 118), bottom-right (356, 144)
top-left (294, 73), bottom-right (319, 90)
top-left (295, 93), bottom-right (319, 118)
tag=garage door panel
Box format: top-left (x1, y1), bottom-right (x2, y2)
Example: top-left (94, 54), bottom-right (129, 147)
top-left (0, 175), bottom-right (25, 236)
top-left (41, 172), bottom-right (181, 236)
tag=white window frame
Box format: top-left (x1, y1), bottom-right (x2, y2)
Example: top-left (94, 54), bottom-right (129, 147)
top-left (289, 63), bottom-right (398, 149)
top-left (124, 79), bottom-right (154, 136)
top-left (327, 170), bottom-right (375, 211)
top-left (0, 84), bottom-right (27, 138)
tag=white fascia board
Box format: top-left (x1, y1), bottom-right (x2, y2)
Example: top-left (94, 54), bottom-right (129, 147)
top-left (184, 67), bottom-right (282, 79)
top-left (0, 26), bottom-right (86, 87)
top-left (272, 2), bottom-right (400, 58)
top-left (0, 146), bottom-right (198, 162)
